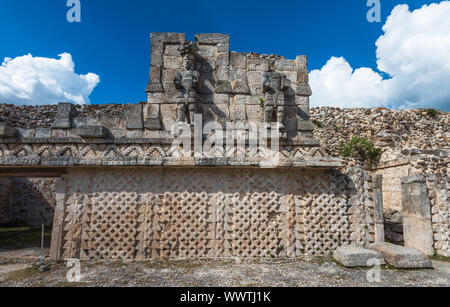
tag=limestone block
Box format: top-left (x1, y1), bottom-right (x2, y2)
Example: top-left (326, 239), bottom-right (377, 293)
top-left (333, 246), bottom-right (385, 267)
top-left (370, 243), bottom-right (432, 269)
top-left (198, 45), bottom-right (216, 57)
top-left (296, 84), bottom-right (312, 96)
top-left (297, 70), bottom-right (309, 84)
top-left (247, 71), bottom-right (262, 84)
top-left (216, 66), bottom-right (230, 81)
top-left (249, 84), bottom-right (263, 96)
top-left (281, 71), bottom-right (297, 84)
top-left (162, 68), bottom-right (179, 83)
top-left (229, 103), bottom-right (247, 121)
top-left (148, 92), bottom-right (164, 104)
top-left (77, 126), bottom-right (108, 138)
top-left (163, 81), bottom-right (178, 98)
top-left (233, 95), bottom-right (248, 105)
top-left (160, 103), bottom-right (177, 121)
top-left (296, 55), bottom-right (308, 70)
top-left (232, 70), bottom-right (250, 94)
top-left (248, 58), bottom-right (269, 72)
top-left (246, 104), bottom-right (263, 122)
top-left (195, 33), bottom-right (229, 44)
top-left (124, 104), bottom-right (144, 130)
top-left (217, 43), bottom-right (229, 53)
top-left (297, 120), bottom-right (315, 132)
top-left (230, 52), bottom-right (247, 69)
top-left (275, 59), bottom-right (297, 71)
top-left (163, 56), bottom-right (182, 70)
top-left (144, 104), bottom-right (162, 130)
top-left (213, 94), bottom-right (230, 105)
top-left (0, 125), bottom-right (18, 138)
top-left (35, 128), bottom-right (52, 138)
top-left (52, 102), bottom-right (78, 129)
top-left (215, 81), bottom-right (232, 94)
top-left (401, 174), bottom-right (434, 255)
top-left (163, 44), bottom-right (181, 57)
top-left (216, 52), bottom-right (229, 66)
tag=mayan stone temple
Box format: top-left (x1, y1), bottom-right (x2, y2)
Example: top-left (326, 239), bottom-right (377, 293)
top-left (0, 33), bottom-right (448, 263)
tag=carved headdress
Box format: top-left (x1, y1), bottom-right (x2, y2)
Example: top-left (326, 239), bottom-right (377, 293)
top-left (178, 41), bottom-right (198, 59)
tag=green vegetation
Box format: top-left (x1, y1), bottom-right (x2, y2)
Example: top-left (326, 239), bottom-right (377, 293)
top-left (312, 120), bottom-right (323, 128)
top-left (426, 108), bottom-right (438, 118)
top-left (0, 226), bottom-right (52, 247)
top-left (1, 267), bottom-right (41, 283)
top-left (430, 252), bottom-right (450, 262)
top-left (338, 137), bottom-right (382, 166)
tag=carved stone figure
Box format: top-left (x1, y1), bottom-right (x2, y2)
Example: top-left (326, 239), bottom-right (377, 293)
top-left (262, 59), bottom-right (291, 131)
top-left (174, 41), bottom-right (200, 124)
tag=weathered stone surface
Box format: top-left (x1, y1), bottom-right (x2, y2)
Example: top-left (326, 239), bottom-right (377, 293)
top-left (401, 174), bottom-right (434, 255)
top-left (77, 126), bottom-right (108, 138)
top-left (124, 104), bottom-right (144, 130)
top-left (296, 84), bottom-right (312, 96)
top-left (50, 167), bottom-right (375, 260)
top-left (215, 81), bottom-right (232, 93)
top-left (195, 33), bottom-right (229, 44)
top-left (230, 52), bottom-right (247, 69)
top-left (333, 246), bottom-right (385, 267)
top-left (0, 125), bottom-right (18, 138)
top-left (370, 243), bottom-right (432, 268)
top-left (52, 102), bottom-right (78, 129)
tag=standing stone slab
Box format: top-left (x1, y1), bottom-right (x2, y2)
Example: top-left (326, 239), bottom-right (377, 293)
top-left (333, 246), bottom-right (385, 267)
top-left (370, 243), bottom-right (432, 269)
top-left (401, 175), bottom-right (434, 255)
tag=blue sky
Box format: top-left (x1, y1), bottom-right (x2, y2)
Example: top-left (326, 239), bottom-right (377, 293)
top-left (0, 0), bottom-right (449, 110)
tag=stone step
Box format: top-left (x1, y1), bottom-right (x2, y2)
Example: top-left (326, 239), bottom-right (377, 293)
top-left (333, 246), bottom-right (385, 267)
top-left (370, 243), bottom-right (433, 269)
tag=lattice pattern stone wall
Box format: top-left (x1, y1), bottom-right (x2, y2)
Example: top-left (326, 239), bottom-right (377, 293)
top-left (52, 167), bottom-right (378, 260)
top-left (428, 175), bottom-right (450, 257)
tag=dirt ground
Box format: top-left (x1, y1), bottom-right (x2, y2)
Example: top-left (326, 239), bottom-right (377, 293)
top-left (0, 253), bottom-right (449, 287)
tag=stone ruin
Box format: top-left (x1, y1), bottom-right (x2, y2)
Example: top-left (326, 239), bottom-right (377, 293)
top-left (0, 33), bottom-right (447, 260)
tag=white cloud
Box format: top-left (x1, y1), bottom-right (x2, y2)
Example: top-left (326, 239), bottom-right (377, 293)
top-left (310, 1), bottom-right (450, 111)
top-left (0, 53), bottom-right (100, 105)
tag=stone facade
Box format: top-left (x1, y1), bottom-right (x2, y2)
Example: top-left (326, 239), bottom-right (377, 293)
top-left (0, 33), bottom-right (448, 260)
top-left (50, 167), bottom-right (380, 260)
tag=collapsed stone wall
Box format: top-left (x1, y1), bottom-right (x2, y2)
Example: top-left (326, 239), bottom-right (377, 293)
top-left (0, 178), bottom-right (58, 227)
top-left (310, 107), bottom-right (449, 160)
top-left (51, 167), bottom-right (381, 260)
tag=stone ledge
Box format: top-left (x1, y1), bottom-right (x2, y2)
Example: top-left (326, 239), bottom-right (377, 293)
top-left (333, 246), bottom-right (385, 267)
top-left (77, 126), bottom-right (108, 138)
top-left (401, 174), bottom-right (426, 184)
top-left (0, 156), bottom-right (343, 168)
top-left (0, 125), bottom-right (18, 138)
top-left (0, 136), bottom-right (321, 146)
top-left (370, 243), bottom-right (432, 269)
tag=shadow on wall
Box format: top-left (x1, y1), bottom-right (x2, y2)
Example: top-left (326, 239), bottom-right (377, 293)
top-left (0, 178), bottom-right (58, 228)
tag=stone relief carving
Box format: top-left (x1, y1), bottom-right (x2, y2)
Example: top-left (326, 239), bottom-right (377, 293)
top-left (262, 59), bottom-right (291, 132)
top-left (174, 41), bottom-right (200, 124)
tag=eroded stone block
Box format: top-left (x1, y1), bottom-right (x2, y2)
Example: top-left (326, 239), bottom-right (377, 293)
top-left (333, 246), bottom-right (385, 267)
top-left (370, 243), bottom-right (432, 269)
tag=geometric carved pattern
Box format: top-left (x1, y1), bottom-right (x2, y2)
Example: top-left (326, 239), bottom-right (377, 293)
top-left (0, 143), bottom-right (325, 161)
top-left (431, 176), bottom-right (450, 257)
top-left (56, 167), bottom-right (376, 259)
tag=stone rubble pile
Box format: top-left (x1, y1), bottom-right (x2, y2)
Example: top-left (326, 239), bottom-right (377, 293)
top-left (0, 103), bottom-right (129, 129)
top-left (310, 107), bottom-right (449, 161)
